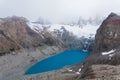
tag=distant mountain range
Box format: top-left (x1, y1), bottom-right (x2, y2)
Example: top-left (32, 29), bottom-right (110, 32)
top-left (28, 20), bottom-right (100, 51)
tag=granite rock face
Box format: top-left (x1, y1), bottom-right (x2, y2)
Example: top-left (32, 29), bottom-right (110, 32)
top-left (92, 13), bottom-right (120, 54)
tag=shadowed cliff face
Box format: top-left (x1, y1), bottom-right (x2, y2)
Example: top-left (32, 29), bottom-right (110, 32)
top-left (0, 16), bottom-right (63, 54)
top-left (92, 13), bottom-right (120, 54)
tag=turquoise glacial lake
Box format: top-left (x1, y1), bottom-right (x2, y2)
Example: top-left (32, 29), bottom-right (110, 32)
top-left (25, 50), bottom-right (89, 74)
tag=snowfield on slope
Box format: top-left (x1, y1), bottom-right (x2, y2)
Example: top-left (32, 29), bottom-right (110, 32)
top-left (48, 24), bottom-right (99, 38)
top-left (27, 22), bottom-right (44, 33)
top-left (28, 23), bottom-right (99, 38)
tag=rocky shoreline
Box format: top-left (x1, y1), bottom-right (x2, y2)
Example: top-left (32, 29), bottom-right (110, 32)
top-left (0, 45), bottom-right (71, 80)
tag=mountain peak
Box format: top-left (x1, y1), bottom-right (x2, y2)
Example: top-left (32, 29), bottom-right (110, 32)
top-left (107, 12), bottom-right (118, 19)
top-left (92, 13), bottom-right (120, 54)
top-left (109, 12), bottom-right (117, 16)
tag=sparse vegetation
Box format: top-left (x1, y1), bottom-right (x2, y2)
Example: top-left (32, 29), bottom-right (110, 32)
top-left (0, 51), bottom-right (6, 56)
top-left (10, 48), bottom-right (15, 52)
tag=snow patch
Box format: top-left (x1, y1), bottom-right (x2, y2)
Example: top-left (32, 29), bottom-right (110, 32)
top-left (78, 68), bottom-right (81, 72)
top-left (109, 54), bottom-right (114, 57)
top-left (68, 69), bottom-right (73, 72)
top-left (115, 33), bottom-right (117, 38)
top-left (102, 49), bottom-right (115, 55)
top-left (81, 65), bottom-right (84, 68)
top-left (83, 50), bottom-right (88, 52)
top-left (75, 72), bottom-right (80, 74)
top-left (75, 68), bottom-right (82, 74)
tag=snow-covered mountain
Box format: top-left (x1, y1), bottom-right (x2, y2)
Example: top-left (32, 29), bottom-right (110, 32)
top-left (28, 22), bottom-right (100, 51)
top-left (28, 23), bottom-right (99, 38)
top-left (49, 24), bottom-right (99, 38)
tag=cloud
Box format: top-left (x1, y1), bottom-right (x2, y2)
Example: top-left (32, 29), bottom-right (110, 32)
top-left (0, 0), bottom-right (120, 23)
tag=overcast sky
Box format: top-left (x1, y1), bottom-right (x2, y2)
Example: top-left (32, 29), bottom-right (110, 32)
top-left (0, 0), bottom-right (120, 23)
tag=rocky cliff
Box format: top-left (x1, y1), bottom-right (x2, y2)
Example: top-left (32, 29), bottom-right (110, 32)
top-left (0, 16), bottom-right (63, 55)
top-left (78, 13), bottom-right (120, 79)
top-left (92, 12), bottom-right (120, 54)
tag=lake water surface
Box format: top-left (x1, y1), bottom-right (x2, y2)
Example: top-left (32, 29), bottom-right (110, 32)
top-left (25, 50), bottom-right (89, 74)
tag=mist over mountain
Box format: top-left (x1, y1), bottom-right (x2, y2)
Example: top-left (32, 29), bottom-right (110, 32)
top-left (1, 0), bottom-right (120, 23)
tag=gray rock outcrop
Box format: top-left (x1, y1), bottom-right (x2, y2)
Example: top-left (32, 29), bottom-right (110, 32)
top-left (92, 13), bottom-right (120, 54)
top-left (0, 16), bottom-right (63, 55)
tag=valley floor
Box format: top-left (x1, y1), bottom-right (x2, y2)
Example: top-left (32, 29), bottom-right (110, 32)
top-left (0, 46), bottom-right (76, 80)
top-left (1, 45), bottom-right (120, 80)
top-left (84, 64), bottom-right (120, 80)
